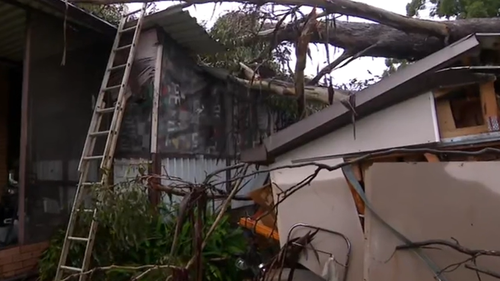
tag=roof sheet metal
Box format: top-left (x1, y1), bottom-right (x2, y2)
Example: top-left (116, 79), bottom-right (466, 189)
top-left (137, 4), bottom-right (226, 55)
top-left (0, 1), bottom-right (26, 61)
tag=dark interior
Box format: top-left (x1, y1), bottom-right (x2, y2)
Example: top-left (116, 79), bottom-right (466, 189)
top-left (0, 62), bottom-right (22, 248)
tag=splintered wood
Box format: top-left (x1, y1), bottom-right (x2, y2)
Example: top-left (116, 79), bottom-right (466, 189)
top-left (434, 80), bottom-right (499, 139)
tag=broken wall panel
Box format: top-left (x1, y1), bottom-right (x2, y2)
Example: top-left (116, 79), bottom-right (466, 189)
top-left (434, 80), bottom-right (500, 140)
top-left (364, 162), bottom-right (500, 281)
top-left (269, 159), bottom-right (364, 281)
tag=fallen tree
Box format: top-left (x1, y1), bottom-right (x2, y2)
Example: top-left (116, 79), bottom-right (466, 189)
top-left (68, 0), bottom-right (500, 116)
top-left (70, 0), bottom-right (500, 62)
top-left (252, 18), bottom-right (500, 61)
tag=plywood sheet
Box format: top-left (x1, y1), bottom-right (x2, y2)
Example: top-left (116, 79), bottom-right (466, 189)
top-left (364, 162), bottom-right (500, 281)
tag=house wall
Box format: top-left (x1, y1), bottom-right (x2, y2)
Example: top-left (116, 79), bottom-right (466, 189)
top-left (364, 162), bottom-right (500, 281)
top-left (268, 92), bottom-right (440, 279)
top-left (157, 35), bottom-right (224, 156)
top-left (24, 11), bottom-right (109, 244)
top-left (114, 31), bottom-right (267, 207)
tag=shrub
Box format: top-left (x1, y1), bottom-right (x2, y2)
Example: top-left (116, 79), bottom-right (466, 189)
top-left (38, 181), bottom-right (247, 281)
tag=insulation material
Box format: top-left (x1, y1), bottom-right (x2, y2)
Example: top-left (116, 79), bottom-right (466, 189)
top-left (364, 162), bottom-right (500, 281)
top-left (270, 159), bottom-right (364, 281)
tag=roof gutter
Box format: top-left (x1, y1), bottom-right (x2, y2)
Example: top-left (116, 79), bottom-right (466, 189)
top-left (241, 34), bottom-right (483, 164)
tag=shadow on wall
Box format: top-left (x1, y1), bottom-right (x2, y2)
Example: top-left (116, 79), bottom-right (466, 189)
top-left (365, 161), bottom-right (500, 281)
top-left (157, 34), bottom-right (225, 156)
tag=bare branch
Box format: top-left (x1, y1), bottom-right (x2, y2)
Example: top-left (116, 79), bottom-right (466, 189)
top-left (466, 265), bottom-right (500, 279)
top-left (308, 50), bottom-right (353, 85)
top-left (396, 239), bottom-right (500, 257)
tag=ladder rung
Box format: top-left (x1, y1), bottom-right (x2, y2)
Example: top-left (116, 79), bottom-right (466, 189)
top-left (76, 208), bottom-right (95, 213)
top-left (96, 107), bottom-right (115, 114)
top-left (109, 64), bottom-right (128, 71)
top-left (120, 25), bottom-right (137, 33)
top-left (61, 265), bottom-right (82, 272)
top-left (89, 130), bottom-right (110, 137)
top-left (114, 44), bottom-right (133, 51)
top-left (68, 236), bottom-right (89, 242)
top-left (80, 182), bottom-right (100, 186)
top-left (103, 84), bottom-right (122, 92)
top-left (83, 155), bottom-right (104, 161)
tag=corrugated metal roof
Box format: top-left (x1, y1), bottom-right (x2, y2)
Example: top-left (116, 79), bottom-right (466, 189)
top-left (132, 4), bottom-right (226, 55)
top-left (0, 0), bottom-right (115, 63)
top-left (0, 1), bottom-right (224, 62)
top-left (0, 1), bottom-right (26, 62)
top-left (18, 0), bottom-right (115, 33)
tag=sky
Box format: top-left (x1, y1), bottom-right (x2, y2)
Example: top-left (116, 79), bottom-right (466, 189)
top-left (128, 0), bottom-right (419, 85)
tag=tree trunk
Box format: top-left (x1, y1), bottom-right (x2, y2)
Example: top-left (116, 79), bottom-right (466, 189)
top-left (71, 0), bottom-right (500, 61)
top-left (71, 0), bottom-right (448, 38)
top-left (254, 18), bottom-right (500, 61)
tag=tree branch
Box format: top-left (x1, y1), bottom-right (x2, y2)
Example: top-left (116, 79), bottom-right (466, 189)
top-left (250, 18), bottom-right (500, 61)
top-left (465, 264), bottom-right (500, 279)
top-left (70, 0), bottom-right (449, 39)
top-left (396, 239), bottom-right (500, 257)
top-left (295, 8), bottom-right (317, 117)
top-left (308, 49), bottom-right (353, 85)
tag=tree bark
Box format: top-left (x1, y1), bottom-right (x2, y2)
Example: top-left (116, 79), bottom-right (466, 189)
top-left (254, 18), bottom-right (500, 61)
top-left (71, 0), bottom-right (449, 39)
top-left (71, 0), bottom-right (500, 61)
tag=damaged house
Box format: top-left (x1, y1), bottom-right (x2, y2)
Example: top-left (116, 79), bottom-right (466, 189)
top-left (0, 1), bottom-right (285, 279)
top-left (240, 34), bottom-right (500, 281)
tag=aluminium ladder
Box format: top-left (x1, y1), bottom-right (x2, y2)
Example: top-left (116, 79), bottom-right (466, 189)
top-left (54, 4), bottom-right (149, 281)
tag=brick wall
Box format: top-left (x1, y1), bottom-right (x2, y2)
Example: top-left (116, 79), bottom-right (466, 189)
top-left (0, 241), bottom-right (49, 279)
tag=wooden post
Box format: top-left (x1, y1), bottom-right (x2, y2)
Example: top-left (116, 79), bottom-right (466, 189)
top-left (479, 81), bottom-right (499, 132)
top-left (149, 39), bottom-right (163, 206)
top-left (18, 12), bottom-right (31, 245)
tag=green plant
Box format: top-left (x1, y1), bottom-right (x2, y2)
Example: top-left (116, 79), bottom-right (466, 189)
top-left (38, 181), bottom-right (247, 281)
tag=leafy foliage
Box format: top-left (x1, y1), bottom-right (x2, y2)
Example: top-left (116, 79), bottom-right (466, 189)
top-left (201, 10), bottom-right (291, 76)
top-left (76, 4), bottom-right (127, 24)
top-left (76, 3), bottom-right (159, 25)
top-left (38, 182), bottom-right (247, 281)
top-left (382, 58), bottom-right (410, 77)
top-left (406, 0), bottom-right (500, 19)
top-left (386, 0), bottom-right (500, 77)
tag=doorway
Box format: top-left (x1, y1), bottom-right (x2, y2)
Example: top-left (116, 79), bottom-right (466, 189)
top-left (0, 63), bottom-right (22, 248)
